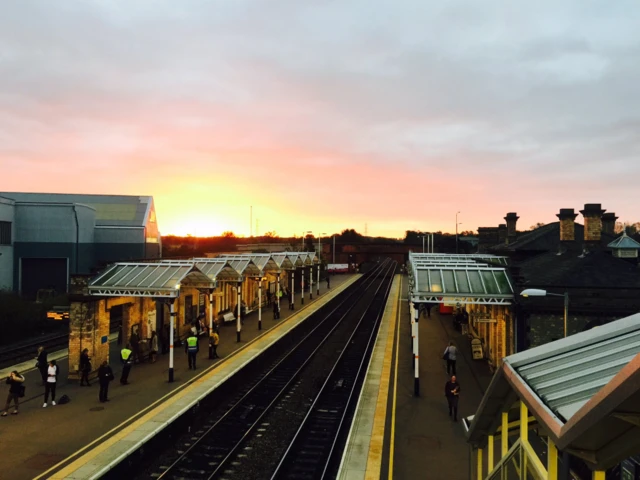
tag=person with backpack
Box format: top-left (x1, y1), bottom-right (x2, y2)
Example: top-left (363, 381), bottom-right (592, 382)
top-left (79, 348), bottom-right (92, 386)
top-left (443, 341), bottom-right (458, 375)
top-left (98, 360), bottom-right (114, 403)
top-left (43, 360), bottom-right (58, 407)
top-left (2, 371), bottom-right (25, 416)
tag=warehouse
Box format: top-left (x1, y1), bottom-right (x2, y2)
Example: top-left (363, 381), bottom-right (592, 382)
top-left (0, 192), bottom-right (160, 297)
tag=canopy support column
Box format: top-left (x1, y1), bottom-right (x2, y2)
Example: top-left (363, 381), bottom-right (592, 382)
top-left (316, 264), bottom-right (320, 296)
top-left (301, 267), bottom-right (305, 305)
top-left (208, 288), bottom-right (215, 359)
top-left (413, 302), bottom-right (420, 396)
top-left (258, 278), bottom-right (262, 330)
top-left (169, 299), bottom-right (176, 383)
top-left (309, 266), bottom-right (313, 300)
top-left (237, 280), bottom-right (242, 342)
top-left (290, 270), bottom-right (295, 310)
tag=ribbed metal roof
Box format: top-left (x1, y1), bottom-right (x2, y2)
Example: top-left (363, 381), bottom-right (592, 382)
top-left (88, 262), bottom-right (214, 297)
top-left (514, 325), bottom-right (640, 422)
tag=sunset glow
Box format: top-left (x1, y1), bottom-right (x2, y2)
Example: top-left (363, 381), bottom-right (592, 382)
top-left (2, 1), bottom-right (640, 237)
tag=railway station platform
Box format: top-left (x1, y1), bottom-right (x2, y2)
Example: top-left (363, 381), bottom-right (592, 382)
top-left (0, 274), bottom-right (358, 480)
top-left (339, 274), bottom-right (494, 480)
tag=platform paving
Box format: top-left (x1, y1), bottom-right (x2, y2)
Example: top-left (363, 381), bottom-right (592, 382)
top-left (388, 275), bottom-right (494, 480)
top-left (0, 274), bottom-right (355, 480)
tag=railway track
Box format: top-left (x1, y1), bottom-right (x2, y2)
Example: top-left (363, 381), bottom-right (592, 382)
top-left (272, 261), bottom-right (395, 479)
top-left (0, 332), bottom-right (68, 369)
top-left (142, 259), bottom-right (395, 480)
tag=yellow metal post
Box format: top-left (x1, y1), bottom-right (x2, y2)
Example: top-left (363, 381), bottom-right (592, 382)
top-left (520, 401), bottom-right (528, 443)
top-left (593, 472), bottom-right (605, 480)
top-left (487, 435), bottom-right (494, 473)
top-left (547, 438), bottom-right (558, 480)
top-left (477, 448), bottom-right (483, 480)
top-left (501, 411), bottom-right (509, 456)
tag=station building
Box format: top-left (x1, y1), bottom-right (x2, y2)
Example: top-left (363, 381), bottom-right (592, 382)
top-left (0, 192), bottom-right (161, 296)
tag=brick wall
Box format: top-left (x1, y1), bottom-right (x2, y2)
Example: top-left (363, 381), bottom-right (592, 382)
top-left (68, 298), bottom-right (110, 381)
top-left (530, 312), bottom-right (619, 346)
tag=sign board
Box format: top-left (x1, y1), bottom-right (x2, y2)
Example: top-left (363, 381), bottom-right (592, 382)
top-left (475, 318), bottom-right (497, 323)
top-left (471, 339), bottom-right (484, 360)
top-left (327, 264), bottom-right (349, 273)
top-left (101, 335), bottom-right (108, 344)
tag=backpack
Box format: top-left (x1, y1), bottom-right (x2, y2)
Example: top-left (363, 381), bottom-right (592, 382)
top-left (58, 394), bottom-right (71, 405)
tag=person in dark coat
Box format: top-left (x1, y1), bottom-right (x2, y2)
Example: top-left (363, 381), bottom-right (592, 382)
top-left (2, 371), bottom-right (25, 416)
top-left (36, 346), bottom-right (48, 386)
top-left (80, 348), bottom-right (92, 386)
top-left (130, 331), bottom-right (141, 364)
top-left (273, 300), bottom-right (280, 320)
top-left (326, 274), bottom-right (331, 289)
top-left (444, 375), bottom-right (461, 421)
top-left (98, 360), bottom-right (114, 403)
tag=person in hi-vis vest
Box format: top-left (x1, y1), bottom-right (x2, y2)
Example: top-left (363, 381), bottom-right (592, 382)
top-left (186, 332), bottom-right (199, 370)
top-left (120, 344), bottom-right (133, 385)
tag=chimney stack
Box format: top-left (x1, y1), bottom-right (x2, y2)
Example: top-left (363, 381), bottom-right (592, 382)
top-left (556, 208), bottom-right (578, 242)
top-left (601, 212), bottom-right (618, 236)
top-left (580, 203), bottom-right (606, 246)
top-left (498, 224), bottom-right (507, 244)
top-left (504, 213), bottom-right (519, 244)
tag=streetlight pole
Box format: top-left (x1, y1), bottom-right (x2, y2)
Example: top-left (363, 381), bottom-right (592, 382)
top-left (456, 211), bottom-right (461, 254)
top-left (520, 289), bottom-right (569, 338)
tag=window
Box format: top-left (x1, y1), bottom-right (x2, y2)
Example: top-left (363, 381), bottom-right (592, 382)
top-left (0, 221), bottom-right (11, 245)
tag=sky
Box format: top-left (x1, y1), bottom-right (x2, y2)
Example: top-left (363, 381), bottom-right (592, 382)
top-left (1, 1), bottom-right (639, 238)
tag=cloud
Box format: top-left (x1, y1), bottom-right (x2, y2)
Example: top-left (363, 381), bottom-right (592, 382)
top-left (1, 0), bottom-right (640, 236)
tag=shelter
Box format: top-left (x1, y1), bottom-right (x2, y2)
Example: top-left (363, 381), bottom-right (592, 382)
top-left (464, 312), bottom-right (640, 480)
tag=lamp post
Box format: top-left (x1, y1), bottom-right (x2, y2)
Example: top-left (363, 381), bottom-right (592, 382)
top-left (317, 233), bottom-right (326, 297)
top-left (455, 211), bottom-right (461, 254)
top-left (520, 288), bottom-right (569, 338)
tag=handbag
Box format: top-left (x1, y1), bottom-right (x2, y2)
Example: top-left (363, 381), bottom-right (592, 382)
top-left (442, 348), bottom-right (449, 361)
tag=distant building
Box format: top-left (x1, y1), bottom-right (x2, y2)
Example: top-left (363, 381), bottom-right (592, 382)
top-left (0, 192), bottom-right (161, 297)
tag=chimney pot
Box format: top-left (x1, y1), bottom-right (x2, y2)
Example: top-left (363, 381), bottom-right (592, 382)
top-left (504, 213), bottom-right (519, 244)
top-left (601, 212), bottom-right (618, 235)
top-left (579, 203), bottom-right (606, 245)
top-left (556, 208), bottom-right (578, 242)
top-left (498, 224), bottom-right (507, 244)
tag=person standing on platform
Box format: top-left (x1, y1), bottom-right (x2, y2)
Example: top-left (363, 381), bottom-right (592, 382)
top-left (424, 303), bottom-right (433, 318)
top-left (149, 331), bottom-right (158, 363)
top-left (43, 360), bottom-right (58, 407)
top-left (36, 346), bottom-right (48, 386)
top-left (120, 344), bottom-right (133, 385)
top-left (2, 371), bottom-right (25, 416)
top-left (326, 274), bottom-right (331, 289)
top-left (273, 299), bottom-right (280, 319)
top-left (444, 375), bottom-right (461, 421)
top-left (443, 341), bottom-right (458, 375)
top-left (130, 331), bottom-right (141, 364)
top-left (98, 360), bottom-right (114, 403)
top-left (186, 331), bottom-right (199, 370)
top-left (79, 348), bottom-right (92, 386)
top-left (209, 328), bottom-right (220, 359)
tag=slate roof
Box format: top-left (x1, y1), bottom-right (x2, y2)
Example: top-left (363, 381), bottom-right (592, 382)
top-left (517, 249), bottom-right (640, 289)
top-left (490, 222), bottom-right (617, 253)
top-left (0, 192), bottom-right (152, 227)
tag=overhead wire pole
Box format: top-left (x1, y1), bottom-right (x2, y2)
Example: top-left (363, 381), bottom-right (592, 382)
top-left (456, 211), bottom-right (461, 254)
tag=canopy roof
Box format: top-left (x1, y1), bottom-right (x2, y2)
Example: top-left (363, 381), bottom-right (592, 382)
top-left (608, 231), bottom-right (640, 250)
top-left (466, 313), bottom-right (640, 470)
top-left (88, 262), bottom-right (214, 298)
top-left (217, 257), bottom-right (262, 277)
top-left (408, 254), bottom-right (514, 305)
top-left (270, 253), bottom-right (294, 270)
top-left (189, 259), bottom-right (241, 282)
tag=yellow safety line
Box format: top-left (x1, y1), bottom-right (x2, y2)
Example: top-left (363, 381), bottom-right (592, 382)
top-left (364, 275), bottom-right (400, 479)
top-left (37, 276), bottom-right (360, 480)
top-left (388, 274), bottom-right (402, 480)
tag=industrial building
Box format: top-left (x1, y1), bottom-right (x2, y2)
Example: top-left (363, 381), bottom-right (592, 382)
top-left (0, 192), bottom-right (161, 296)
